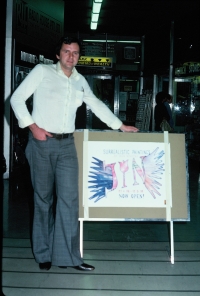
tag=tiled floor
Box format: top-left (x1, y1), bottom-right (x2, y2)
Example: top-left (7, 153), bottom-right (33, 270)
top-left (2, 158), bottom-right (200, 295)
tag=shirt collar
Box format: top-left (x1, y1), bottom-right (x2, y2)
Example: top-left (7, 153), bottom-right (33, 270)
top-left (56, 61), bottom-right (79, 80)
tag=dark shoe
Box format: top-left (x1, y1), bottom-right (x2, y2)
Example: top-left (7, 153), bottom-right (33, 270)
top-left (39, 262), bottom-right (51, 270)
top-left (73, 263), bottom-right (95, 271)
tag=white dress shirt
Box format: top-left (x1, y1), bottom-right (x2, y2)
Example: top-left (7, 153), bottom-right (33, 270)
top-left (10, 62), bottom-right (122, 133)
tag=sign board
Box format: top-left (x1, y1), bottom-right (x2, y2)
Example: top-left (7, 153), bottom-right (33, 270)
top-left (77, 56), bottom-right (112, 68)
top-left (74, 130), bottom-right (189, 221)
top-left (86, 141), bottom-right (170, 208)
top-left (15, 0), bottom-right (63, 54)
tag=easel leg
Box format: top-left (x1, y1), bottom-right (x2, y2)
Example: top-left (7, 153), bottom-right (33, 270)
top-left (170, 221), bottom-right (174, 264)
top-left (79, 219), bottom-right (83, 258)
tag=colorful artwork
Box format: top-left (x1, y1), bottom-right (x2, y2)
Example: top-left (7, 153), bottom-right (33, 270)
top-left (85, 142), bottom-right (169, 208)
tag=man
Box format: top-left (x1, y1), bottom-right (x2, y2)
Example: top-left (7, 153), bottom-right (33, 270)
top-left (11, 37), bottom-right (139, 271)
top-left (154, 91), bottom-right (170, 131)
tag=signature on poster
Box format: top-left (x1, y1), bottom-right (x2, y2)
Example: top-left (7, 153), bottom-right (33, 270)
top-left (88, 147), bottom-right (165, 202)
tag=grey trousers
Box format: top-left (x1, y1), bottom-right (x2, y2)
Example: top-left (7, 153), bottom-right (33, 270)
top-left (25, 133), bottom-right (83, 266)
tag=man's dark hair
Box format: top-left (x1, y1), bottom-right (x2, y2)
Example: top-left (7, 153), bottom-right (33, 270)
top-left (55, 36), bottom-right (82, 56)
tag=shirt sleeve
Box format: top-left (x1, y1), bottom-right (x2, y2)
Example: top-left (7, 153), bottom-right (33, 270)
top-left (10, 64), bottom-right (43, 128)
top-left (81, 78), bottom-right (123, 130)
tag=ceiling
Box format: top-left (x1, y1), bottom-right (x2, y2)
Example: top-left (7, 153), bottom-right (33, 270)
top-left (63, 0), bottom-right (200, 74)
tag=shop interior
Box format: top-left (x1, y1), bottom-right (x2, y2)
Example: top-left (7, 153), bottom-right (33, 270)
top-left (2, 0), bottom-right (200, 295)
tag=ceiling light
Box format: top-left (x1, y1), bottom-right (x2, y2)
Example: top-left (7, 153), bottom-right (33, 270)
top-left (117, 41), bottom-right (141, 44)
top-left (93, 2), bottom-right (101, 13)
top-left (83, 39), bottom-right (141, 44)
top-left (90, 0), bottom-right (103, 30)
top-left (90, 22), bottom-right (98, 30)
top-left (91, 13), bottom-right (99, 22)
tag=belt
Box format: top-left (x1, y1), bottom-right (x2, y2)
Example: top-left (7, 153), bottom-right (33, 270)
top-left (49, 133), bottom-right (73, 140)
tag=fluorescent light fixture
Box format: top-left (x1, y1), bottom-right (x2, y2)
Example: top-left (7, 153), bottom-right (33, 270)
top-left (90, 0), bottom-right (103, 30)
top-left (93, 2), bottom-right (101, 13)
top-left (84, 39), bottom-right (116, 42)
top-left (90, 22), bottom-right (98, 30)
top-left (117, 41), bottom-right (141, 44)
top-left (91, 13), bottom-right (99, 22)
top-left (83, 39), bottom-right (141, 44)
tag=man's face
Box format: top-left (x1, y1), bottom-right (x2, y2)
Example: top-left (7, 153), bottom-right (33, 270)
top-left (56, 42), bottom-right (80, 73)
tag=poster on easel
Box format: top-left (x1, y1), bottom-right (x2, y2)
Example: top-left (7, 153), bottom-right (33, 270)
top-left (84, 141), bottom-right (171, 208)
top-left (75, 131), bottom-right (189, 221)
